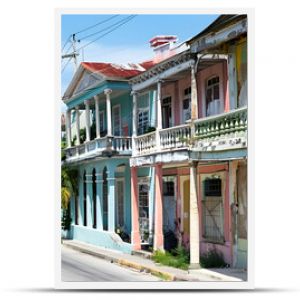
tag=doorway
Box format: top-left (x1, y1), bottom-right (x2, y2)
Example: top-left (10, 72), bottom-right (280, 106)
top-left (162, 96), bottom-right (172, 129)
top-left (180, 176), bottom-right (190, 247)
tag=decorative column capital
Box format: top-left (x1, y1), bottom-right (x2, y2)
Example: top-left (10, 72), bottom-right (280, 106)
top-left (75, 105), bottom-right (80, 110)
top-left (131, 90), bottom-right (138, 96)
top-left (104, 88), bottom-right (112, 95)
top-left (189, 161), bottom-right (198, 168)
top-left (94, 94), bottom-right (101, 101)
top-left (84, 99), bottom-right (91, 106)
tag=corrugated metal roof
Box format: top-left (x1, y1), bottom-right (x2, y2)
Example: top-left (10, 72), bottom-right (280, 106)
top-left (81, 60), bottom-right (155, 79)
top-left (187, 14), bottom-right (247, 45)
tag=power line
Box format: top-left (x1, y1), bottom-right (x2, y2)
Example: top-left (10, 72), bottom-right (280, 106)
top-left (76, 15), bottom-right (137, 52)
top-left (78, 15), bottom-right (135, 41)
top-left (74, 14), bottom-right (120, 35)
top-left (61, 34), bottom-right (71, 52)
top-left (62, 43), bottom-right (72, 56)
top-left (61, 57), bottom-right (72, 73)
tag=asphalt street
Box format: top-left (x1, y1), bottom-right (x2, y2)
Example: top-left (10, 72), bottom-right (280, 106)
top-left (61, 245), bottom-right (161, 282)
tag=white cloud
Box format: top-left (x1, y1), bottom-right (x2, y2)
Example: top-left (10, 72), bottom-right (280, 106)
top-left (79, 41), bottom-right (153, 64)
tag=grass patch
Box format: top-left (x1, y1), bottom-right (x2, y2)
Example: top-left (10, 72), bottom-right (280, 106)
top-left (152, 246), bottom-right (189, 270)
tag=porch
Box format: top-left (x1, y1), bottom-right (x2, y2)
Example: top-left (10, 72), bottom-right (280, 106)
top-left (132, 107), bottom-right (247, 159)
top-left (64, 85), bottom-right (133, 162)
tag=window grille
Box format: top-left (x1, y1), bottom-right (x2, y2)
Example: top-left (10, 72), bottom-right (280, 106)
top-left (138, 109), bottom-right (149, 135)
top-left (202, 178), bottom-right (224, 242)
top-left (182, 86), bottom-right (191, 122)
top-left (138, 183), bottom-right (150, 244)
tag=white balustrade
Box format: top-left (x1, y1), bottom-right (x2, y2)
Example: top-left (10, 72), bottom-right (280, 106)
top-left (194, 107), bottom-right (247, 139)
top-left (65, 135), bottom-right (133, 160)
top-left (160, 124), bottom-right (191, 150)
top-left (112, 137), bottom-right (132, 152)
top-left (134, 131), bottom-right (156, 155)
top-left (65, 108), bottom-right (247, 160)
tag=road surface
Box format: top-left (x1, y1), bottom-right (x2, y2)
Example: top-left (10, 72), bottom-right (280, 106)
top-left (61, 246), bottom-right (161, 282)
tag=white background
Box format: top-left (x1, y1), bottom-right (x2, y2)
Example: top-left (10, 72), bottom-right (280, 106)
top-left (0, 0), bottom-right (300, 299)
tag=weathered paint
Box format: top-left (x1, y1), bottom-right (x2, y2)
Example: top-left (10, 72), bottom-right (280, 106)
top-left (236, 38), bottom-right (247, 107)
top-left (198, 62), bottom-right (227, 118)
top-left (66, 81), bottom-right (130, 109)
top-left (130, 166), bottom-right (141, 250)
top-left (236, 161), bottom-right (247, 269)
top-left (69, 224), bottom-right (132, 254)
top-left (154, 164), bottom-right (164, 250)
top-left (198, 169), bottom-right (232, 265)
top-left (69, 157), bottom-right (132, 251)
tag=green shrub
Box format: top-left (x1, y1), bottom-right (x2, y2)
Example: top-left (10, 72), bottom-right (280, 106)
top-left (152, 246), bottom-right (189, 270)
top-left (200, 248), bottom-right (227, 268)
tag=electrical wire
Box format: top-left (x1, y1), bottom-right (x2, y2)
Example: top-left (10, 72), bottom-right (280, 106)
top-left (61, 57), bottom-right (72, 73)
top-left (76, 15), bottom-right (137, 52)
top-left (61, 35), bottom-right (71, 52)
top-left (74, 14), bottom-right (120, 35)
top-left (77, 15), bottom-right (135, 41)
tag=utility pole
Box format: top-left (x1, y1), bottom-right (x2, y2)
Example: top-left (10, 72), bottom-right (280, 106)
top-left (71, 34), bottom-right (78, 72)
top-left (61, 33), bottom-right (79, 74)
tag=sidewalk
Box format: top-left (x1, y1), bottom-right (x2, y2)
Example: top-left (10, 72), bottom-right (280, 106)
top-left (62, 239), bottom-right (247, 282)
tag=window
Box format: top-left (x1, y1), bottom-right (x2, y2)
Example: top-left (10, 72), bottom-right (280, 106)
top-left (113, 106), bottom-right (121, 136)
top-left (163, 180), bottom-right (175, 196)
top-left (162, 96), bottom-right (172, 129)
top-left (202, 177), bottom-right (224, 242)
top-left (206, 76), bottom-right (220, 116)
top-left (138, 109), bottom-right (149, 135)
top-left (92, 169), bottom-right (97, 229)
top-left (182, 87), bottom-right (191, 123)
top-left (138, 182), bottom-right (150, 244)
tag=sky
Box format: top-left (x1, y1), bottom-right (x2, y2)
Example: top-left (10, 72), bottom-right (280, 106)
top-left (60, 14), bottom-right (219, 109)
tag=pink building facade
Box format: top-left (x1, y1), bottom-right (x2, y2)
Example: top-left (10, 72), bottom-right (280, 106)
top-left (130, 15), bottom-right (248, 269)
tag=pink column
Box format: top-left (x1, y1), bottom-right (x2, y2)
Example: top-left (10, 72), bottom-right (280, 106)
top-left (154, 163), bottom-right (164, 250)
top-left (224, 61), bottom-right (230, 112)
top-left (131, 166), bottom-right (141, 250)
top-left (223, 168), bottom-right (233, 264)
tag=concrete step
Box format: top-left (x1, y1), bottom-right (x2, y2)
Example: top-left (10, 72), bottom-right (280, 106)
top-left (131, 249), bottom-right (153, 260)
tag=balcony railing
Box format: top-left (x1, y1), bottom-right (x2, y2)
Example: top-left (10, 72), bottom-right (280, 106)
top-left (193, 107), bottom-right (247, 150)
top-left (112, 136), bottom-right (132, 152)
top-left (133, 107), bottom-right (247, 156)
top-left (65, 136), bottom-right (132, 161)
top-left (134, 131), bottom-right (156, 156)
top-left (160, 124), bottom-right (191, 150)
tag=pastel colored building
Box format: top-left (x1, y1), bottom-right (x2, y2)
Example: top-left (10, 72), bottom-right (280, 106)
top-left (129, 14), bottom-right (247, 269)
top-left (62, 14), bottom-right (248, 270)
top-left (62, 61), bottom-right (155, 253)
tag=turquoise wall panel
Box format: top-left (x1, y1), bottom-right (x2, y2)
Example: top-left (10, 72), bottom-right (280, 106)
top-left (111, 93), bottom-right (132, 136)
top-left (67, 81), bottom-right (130, 109)
top-left (70, 225), bottom-right (133, 254)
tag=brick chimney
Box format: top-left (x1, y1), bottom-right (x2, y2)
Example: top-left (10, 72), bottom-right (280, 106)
top-left (149, 35), bottom-right (178, 63)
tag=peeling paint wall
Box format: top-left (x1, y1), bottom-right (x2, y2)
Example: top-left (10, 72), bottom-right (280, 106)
top-left (236, 38), bottom-right (247, 107)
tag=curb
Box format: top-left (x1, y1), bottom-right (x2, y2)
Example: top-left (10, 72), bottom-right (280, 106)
top-left (62, 241), bottom-right (242, 282)
top-left (62, 241), bottom-right (179, 281)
